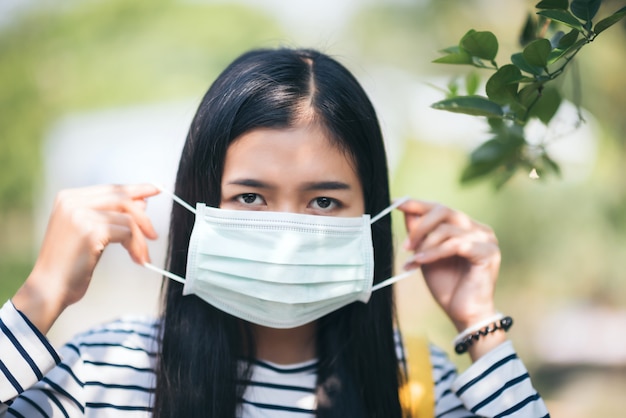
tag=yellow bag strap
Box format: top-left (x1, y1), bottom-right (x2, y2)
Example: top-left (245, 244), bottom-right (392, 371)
top-left (399, 334), bottom-right (435, 418)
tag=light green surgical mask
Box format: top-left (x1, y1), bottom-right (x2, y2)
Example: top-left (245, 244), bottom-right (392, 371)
top-left (145, 191), bottom-right (415, 329)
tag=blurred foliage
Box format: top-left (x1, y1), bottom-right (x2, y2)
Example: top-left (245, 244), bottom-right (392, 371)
top-left (0, 0), bottom-right (282, 298)
top-left (349, 0), bottom-right (626, 227)
top-left (432, 0), bottom-right (626, 188)
top-left (0, 0), bottom-right (283, 213)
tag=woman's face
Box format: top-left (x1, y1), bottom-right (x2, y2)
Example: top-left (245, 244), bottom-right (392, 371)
top-left (220, 123), bottom-right (365, 217)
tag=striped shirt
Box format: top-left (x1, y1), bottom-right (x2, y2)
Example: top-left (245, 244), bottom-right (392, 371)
top-left (0, 301), bottom-right (549, 417)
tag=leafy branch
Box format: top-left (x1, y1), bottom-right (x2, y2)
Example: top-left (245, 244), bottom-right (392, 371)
top-left (432, 0), bottom-right (626, 188)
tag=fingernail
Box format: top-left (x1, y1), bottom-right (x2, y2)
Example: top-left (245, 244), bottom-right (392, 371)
top-left (414, 252), bottom-right (426, 262)
top-left (403, 256), bottom-right (416, 270)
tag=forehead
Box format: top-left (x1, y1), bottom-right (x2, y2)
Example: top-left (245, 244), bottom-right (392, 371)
top-left (222, 125), bottom-right (359, 184)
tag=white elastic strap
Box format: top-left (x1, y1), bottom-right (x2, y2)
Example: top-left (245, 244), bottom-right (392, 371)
top-left (452, 312), bottom-right (505, 346)
top-left (368, 197), bottom-right (415, 291)
top-left (370, 196), bottom-right (410, 224)
top-left (143, 262), bottom-right (186, 285)
top-left (152, 182), bottom-right (196, 215)
top-left (371, 269), bottom-right (417, 292)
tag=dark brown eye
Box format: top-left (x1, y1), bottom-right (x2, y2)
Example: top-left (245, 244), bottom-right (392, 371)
top-left (240, 193), bottom-right (259, 204)
top-left (315, 197), bottom-right (332, 209)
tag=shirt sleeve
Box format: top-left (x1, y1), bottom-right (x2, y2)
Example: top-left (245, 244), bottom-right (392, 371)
top-left (450, 340), bottom-right (550, 417)
top-left (430, 339), bottom-right (550, 417)
top-left (0, 301), bottom-right (90, 417)
top-left (0, 300), bottom-right (61, 403)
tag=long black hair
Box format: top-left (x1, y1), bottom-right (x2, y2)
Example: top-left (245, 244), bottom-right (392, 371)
top-left (153, 48), bottom-right (404, 417)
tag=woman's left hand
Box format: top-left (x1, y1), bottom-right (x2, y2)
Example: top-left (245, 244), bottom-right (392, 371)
top-left (398, 199), bottom-right (501, 333)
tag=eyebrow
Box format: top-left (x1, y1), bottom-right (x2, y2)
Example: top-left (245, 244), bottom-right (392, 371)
top-left (301, 181), bottom-right (351, 191)
top-left (226, 179), bottom-right (351, 191)
top-left (226, 179), bottom-right (275, 189)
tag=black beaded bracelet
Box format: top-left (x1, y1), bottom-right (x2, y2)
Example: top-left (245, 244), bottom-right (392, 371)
top-left (454, 316), bottom-right (514, 354)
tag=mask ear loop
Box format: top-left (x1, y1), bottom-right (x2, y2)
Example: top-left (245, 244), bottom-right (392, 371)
top-left (369, 196), bottom-right (418, 292)
top-left (369, 196), bottom-right (410, 224)
top-left (144, 262), bottom-right (186, 284)
top-left (142, 183), bottom-right (194, 285)
top-left (152, 183), bottom-right (196, 215)
top-left (371, 270), bottom-right (416, 291)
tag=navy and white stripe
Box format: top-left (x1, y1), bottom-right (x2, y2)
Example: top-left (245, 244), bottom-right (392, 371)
top-left (450, 342), bottom-right (549, 417)
top-left (1, 301), bottom-right (549, 417)
top-left (0, 302), bottom-right (60, 404)
top-left (239, 359), bottom-right (318, 417)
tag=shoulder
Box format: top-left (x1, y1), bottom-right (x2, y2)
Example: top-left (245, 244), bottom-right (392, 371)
top-left (72, 315), bottom-right (160, 339)
top-left (60, 315), bottom-right (161, 364)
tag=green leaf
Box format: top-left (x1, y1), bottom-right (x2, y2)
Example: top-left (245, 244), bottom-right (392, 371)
top-left (470, 57), bottom-right (492, 69)
top-left (535, 0), bottom-right (569, 10)
top-left (461, 134), bottom-right (524, 183)
top-left (516, 76), bottom-right (538, 83)
top-left (431, 96), bottom-right (503, 118)
top-left (537, 9), bottom-right (585, 31)
top-left (523, 38), bottom-right (552, 68)
top-left (447, 78), bottom-right (460, 98)
top-left (558, 28), bottom-right (579, 48)
top-left (486, 65), bottom-right (522, 105)
top-left (433, 46), bottom-right (474, 65)
top-left (520, 13), bottom-right (538, 46)
top-left (528, 87), bottom-right (562, 124)
top-left (470, 139), bottom-right (510, 163)
top-left (519, 83), bottom-right (543, 110)
top-left (511, 52), bottom-right (544, 76)
top-left (548, 38), bottom-right (587, 64)
top-left (487, 117), bottom-right (505, 132)
top-left (493, 164), bottom-right (520, 189)
top-left (461, 141), bottom-right (508, 182)
top-left (594, 6), bottom-right (626, 35)
top-left (571, 0), bottom-right (601, 22)
top-left (461, 162), bottom-right (498, 183)
top-left (460, 30), bottom-right (499, 60)
top-left (440, 45), bottom-right (461, 54)
top-left (465, 72), bottom-right (480, 95)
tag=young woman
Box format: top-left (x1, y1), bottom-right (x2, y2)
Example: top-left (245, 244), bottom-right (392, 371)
top-left (1, 48), bottom-right (550, 417)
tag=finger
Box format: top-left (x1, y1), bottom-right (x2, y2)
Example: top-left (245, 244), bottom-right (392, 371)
top-left (403, 207), bottom-right (473, 251)
top-left (124, 183), bottom-right (161, 198)
top-left (397, 199), bottom-right (437, 216)
top-left (106, 224), bottom-right (150, 265)
top-left (418, 225), bottom-right (496, 253)
top-left (121, 220), bottom-right (151, 264)
top-left (416, 224), bottom-right (464, 253)
top-left (400, 199), bottom-right (484, 249)
top-left (106, 223), bottom-right (133, 246)
top-left (56, 184), bottom-right (158, 205)
top-left (120, 199), bottom-right (159, 240)
top-left (68, 187), bottom-right (159, 240)
top-left (410, 236), bottom-right (499, 266)
top-left (95, 211), bottom-right (152, 264)
top-left (399, 200), bottom-right (478, 229)
top-left (82, 183), bottom-right (161, 200)
top-left (133, 199), bottom-right (148, 211)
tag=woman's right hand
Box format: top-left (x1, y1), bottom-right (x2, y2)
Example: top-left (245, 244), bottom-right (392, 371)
top-left (11, 184), bottom-right (160, 334)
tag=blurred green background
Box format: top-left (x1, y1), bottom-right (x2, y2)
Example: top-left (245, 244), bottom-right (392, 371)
top-left (1, 0), bottom-right (625, 415)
